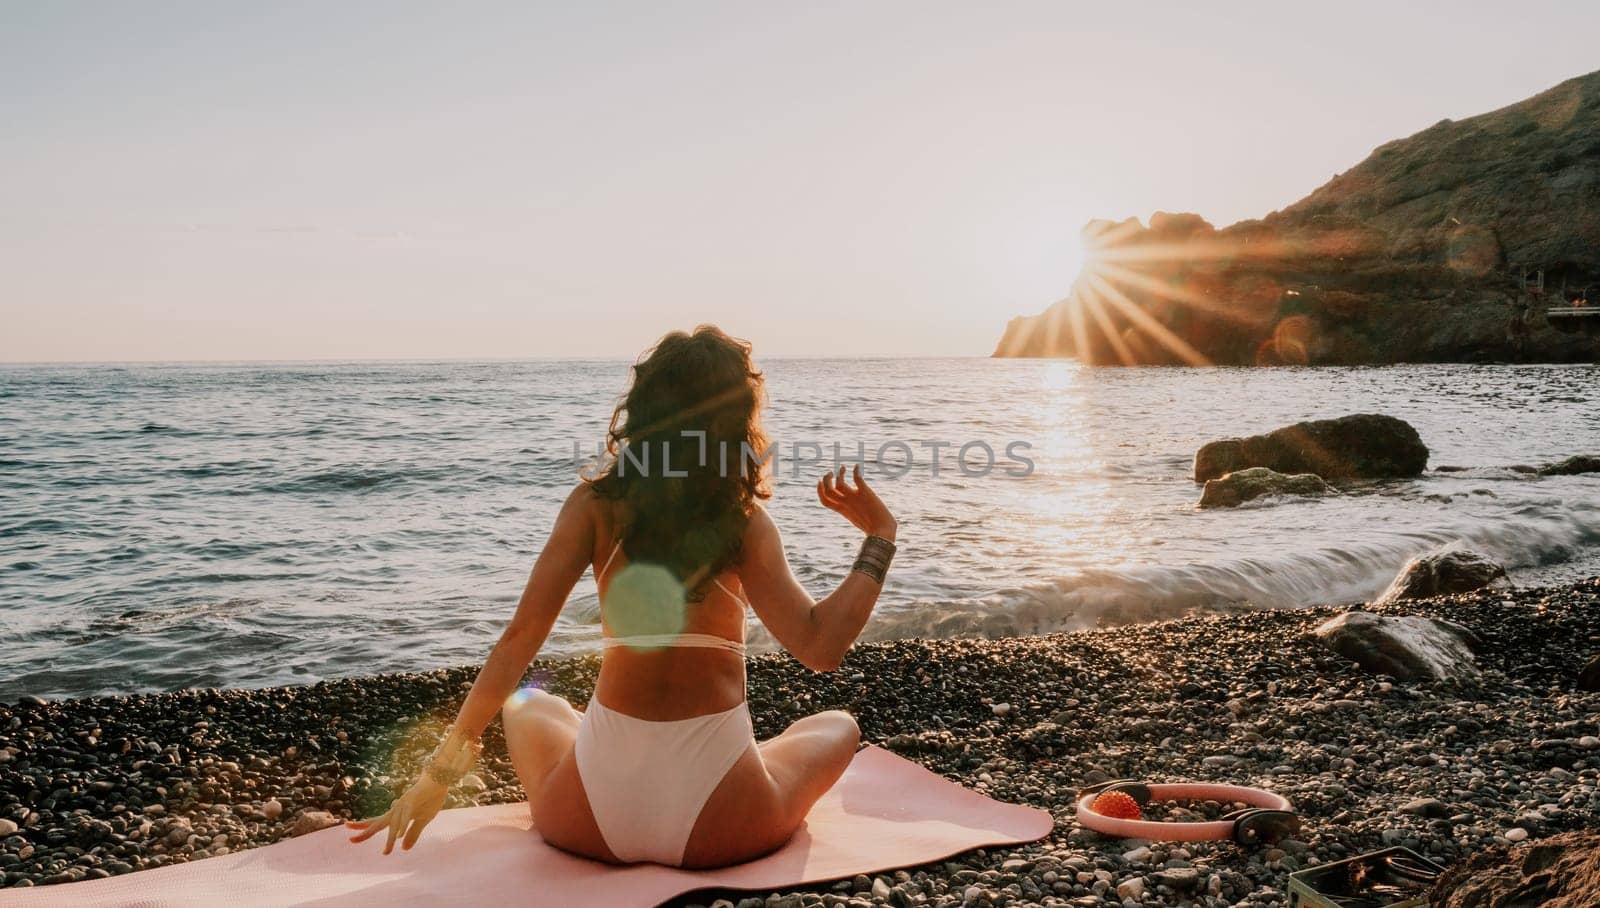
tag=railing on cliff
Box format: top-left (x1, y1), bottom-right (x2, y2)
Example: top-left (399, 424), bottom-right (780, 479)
top-left (1546, 284), bottom-right (1598, 334)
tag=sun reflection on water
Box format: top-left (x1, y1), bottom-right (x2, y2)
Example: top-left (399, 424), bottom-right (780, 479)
top-left (1009, 362), bottom-right (1114, 561)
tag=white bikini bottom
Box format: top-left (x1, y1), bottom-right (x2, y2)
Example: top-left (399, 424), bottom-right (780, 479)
top-left (573, 696), bottom-right (756, 866)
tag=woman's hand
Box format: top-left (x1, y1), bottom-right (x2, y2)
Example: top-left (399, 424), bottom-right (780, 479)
top-left (816, 464), bottom-right (896, 541)
top-left (346, 774), bottom-right (449, 854)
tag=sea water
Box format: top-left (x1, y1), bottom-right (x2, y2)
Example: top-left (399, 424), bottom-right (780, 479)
top-left (2, 359), bottom-right (1597, 699)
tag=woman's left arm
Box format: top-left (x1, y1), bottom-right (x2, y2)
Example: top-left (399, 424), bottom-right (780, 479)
top-left (348, 483), bottom-right (596, 853)
top-left (439, 483), bottom-right (595, 739)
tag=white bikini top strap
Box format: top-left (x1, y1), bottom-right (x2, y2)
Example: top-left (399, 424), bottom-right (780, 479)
top-left (597, 540), bottom-right (744, 608)
top-left (596, 539), bottom-right (623, 582)
top-left (711, 577), bottom-right (750, 608)
top-left (602, 633), bottom-right (746, 654)
top-left (596, 545), bottom-right (747, 655)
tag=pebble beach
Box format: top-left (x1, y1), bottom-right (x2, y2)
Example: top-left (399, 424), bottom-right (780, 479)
top-left (3, 578), bottom-right (1598, 906)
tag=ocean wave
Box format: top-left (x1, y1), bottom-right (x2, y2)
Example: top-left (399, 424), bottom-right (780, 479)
top-left (0, 517), bottom-right (70, 538)
top-left (745, 504), bottom-right (1600, 649)
top-left (14, 598), bottom-right (265, 649)
top-left (171, 461), bottom-right (270, 479)
top-left (258, 466), bottom-right (449, 493)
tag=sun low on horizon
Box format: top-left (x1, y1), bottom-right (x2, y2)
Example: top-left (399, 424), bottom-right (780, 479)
top-left (5, 5), bottom-right (1597, 362)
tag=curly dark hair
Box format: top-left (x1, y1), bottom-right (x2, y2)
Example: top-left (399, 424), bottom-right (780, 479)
top-left (588, 325), bottom-right (771, 599)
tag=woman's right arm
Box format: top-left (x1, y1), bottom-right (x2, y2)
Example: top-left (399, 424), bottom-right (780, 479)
top-left (741, 465), bottom-right (896, 672)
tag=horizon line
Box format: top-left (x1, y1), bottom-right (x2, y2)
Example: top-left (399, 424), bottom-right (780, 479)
top-left (0, 352), bottom-right (1000, 368)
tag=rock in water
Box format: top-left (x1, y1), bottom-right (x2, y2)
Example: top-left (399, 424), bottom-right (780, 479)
top-left (1539, 454), bottom-right (1600, 476)
top-left (1377, 548), bottom-right (1508, 602)
top-left (1579, 655), bottom-right (1600, 692)
top-left (1193, 414), bottom-right (1428, 482)
top-left (1314, 610), bottom-right (1482, 681)
top-left (1198, 467), bottom-right (1333, 508)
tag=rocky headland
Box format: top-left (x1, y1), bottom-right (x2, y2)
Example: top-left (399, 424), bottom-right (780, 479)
top-left (4, 579), bottom-right (1599, 907)
top-left (994, 69), bottom-right (1600, 365)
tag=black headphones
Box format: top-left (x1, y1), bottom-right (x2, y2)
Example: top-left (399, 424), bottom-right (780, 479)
top-left (1222, 808), bottom-right (1302, 846)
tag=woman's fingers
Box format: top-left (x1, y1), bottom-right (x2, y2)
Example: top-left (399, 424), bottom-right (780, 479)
top-left (853, 464), bottom-right (887, 507)
top-left (827, 466), bottom-right (857, 502)
top-left (820, 466), bottom-right (891, 536)
top-left (384, 810), bottom-right (405, 854)
top-left (347, 814), bottom-right (389, 843)
top-left (819, 467), bottom-right (879, 528)
top-left (818, 471), bottom-right (844, 509)
top-left (818, 466), bottom-right (874, 496)
top-left (853, 463), bottom-right (874, 494)
top-left (401, 816), bottom-right (427, 851)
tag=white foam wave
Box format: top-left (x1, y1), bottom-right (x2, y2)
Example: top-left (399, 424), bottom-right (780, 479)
top-left (744, 503), bottom-right (1600, 649)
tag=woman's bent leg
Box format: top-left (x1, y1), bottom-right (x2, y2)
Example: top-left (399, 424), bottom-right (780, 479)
top-left (503, 691), bottom-right (616, 862)
top-left (757, 710), bottom-right (861, 826)
top-left (681, 709), bottom-right (860, 867)
top-left (501, 690), bottom-right (580, 818)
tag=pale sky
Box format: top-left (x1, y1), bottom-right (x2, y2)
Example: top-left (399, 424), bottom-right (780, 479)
top-left (4, 1), bottom-right (1597, 362)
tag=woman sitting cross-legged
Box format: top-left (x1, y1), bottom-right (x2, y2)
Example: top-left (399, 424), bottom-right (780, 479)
top-left (349, 325), bottom-right (898, 868)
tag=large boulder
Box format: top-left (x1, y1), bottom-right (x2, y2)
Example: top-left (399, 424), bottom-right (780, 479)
top-left (1539, 454), bottom-right (1600, 476)
top-left (1313, 610), bottom-right (1482, 681)
top-left (1198, 467), bottom-right (1333, 509)
top-left (1193, 414), bottom-right (1428, 482)
top-left (1431, 831), bottom-right (1600, 908)
top-left (1376, 548), bottom-right (1508, 603)
top-left (1580, 655), bottom-right (1600, 692)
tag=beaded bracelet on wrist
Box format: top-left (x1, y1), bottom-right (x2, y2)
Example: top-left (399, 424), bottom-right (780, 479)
top-left (424, 728), bottom-right (483, 786)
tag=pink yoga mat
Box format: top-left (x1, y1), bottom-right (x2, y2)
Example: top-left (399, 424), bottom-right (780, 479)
top-left (0, 746), bottom-right (1052, 907)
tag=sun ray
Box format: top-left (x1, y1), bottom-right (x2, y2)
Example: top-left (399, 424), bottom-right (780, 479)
top-left (1067, 290), bottom-right (1091, 365)
top-left (1091, 227), bottom-right (1379, 267)
top-left (1087, 273), bottom-right (1213, 366)
top-left (1078, 284), bottom-right (1137, 366)
top-left (1039, 296), bottom-right (1071, 357)
top-left (993, 314), bottom-right (1031, 357)
top-left (1093, 238), bottom-right (1242, 265)
top-left (1093, 260), bottom-right (1255, 326)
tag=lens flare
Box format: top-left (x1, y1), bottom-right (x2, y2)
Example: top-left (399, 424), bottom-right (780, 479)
top-left (506, 685), bottom-right (542, 709)
top-left (604, 562), bottom-right (687, 649)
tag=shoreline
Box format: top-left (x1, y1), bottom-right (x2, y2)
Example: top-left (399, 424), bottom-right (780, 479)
top-left (3, 580), bottom-right (1598, 906)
